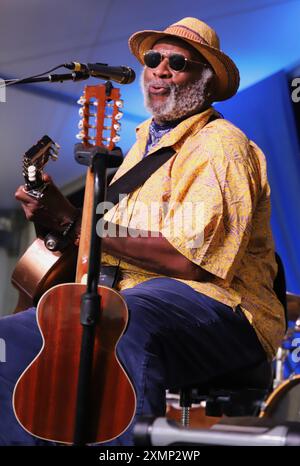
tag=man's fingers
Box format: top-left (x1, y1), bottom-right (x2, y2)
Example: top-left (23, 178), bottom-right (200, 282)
top-left (15, 186), bottom-right (32, 203)
top-left (42, 173), bottom-right (53, 183)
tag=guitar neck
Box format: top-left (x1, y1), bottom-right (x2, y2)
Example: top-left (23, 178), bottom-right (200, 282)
top-left (75, 168), bottom-right (93, 284)
top-left (75, 83), bottom-right (122, 285)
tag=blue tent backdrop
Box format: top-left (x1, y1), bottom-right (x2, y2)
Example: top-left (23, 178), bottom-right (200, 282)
top-left (216, 71), bottom-right (300, 294)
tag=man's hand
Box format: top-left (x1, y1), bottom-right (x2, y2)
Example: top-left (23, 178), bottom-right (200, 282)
top-left (15, 173), bottom-right (79, 233)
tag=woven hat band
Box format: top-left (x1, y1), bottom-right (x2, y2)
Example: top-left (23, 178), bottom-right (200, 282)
top-left (164, 25), bottom-right (209, 46)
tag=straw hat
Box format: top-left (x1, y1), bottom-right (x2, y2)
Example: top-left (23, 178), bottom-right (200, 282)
top-left (128, 17), bottom-right (240, 101)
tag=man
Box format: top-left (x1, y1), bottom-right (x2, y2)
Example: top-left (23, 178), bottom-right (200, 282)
top-left (0, 17), bottom-right (285, 445)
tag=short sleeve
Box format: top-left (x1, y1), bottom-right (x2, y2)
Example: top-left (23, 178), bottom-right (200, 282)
top-left (161, 123), bottom-right (261, 282)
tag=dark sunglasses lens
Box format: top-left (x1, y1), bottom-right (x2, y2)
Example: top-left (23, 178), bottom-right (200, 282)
top-left (144, 51), bottom-right (161, 68)
top-left (169, 54), bottom-right (186, 71)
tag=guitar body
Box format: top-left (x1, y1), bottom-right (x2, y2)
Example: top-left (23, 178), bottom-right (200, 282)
top-left (13, 282), bottom-right (136, 444)
top-left (12, 239), bottom-right (77, 312)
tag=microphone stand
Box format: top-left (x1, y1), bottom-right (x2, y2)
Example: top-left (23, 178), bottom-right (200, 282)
top-left (73, 137), bottom-right (123, 445)
top-left (3, 71), bottom-right (90, 86)
top-left (5, 71), bottom-right (124, 443)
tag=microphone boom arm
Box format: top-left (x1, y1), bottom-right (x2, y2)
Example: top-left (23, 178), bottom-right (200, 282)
top-left (4, 71), bottom-right (90, 86)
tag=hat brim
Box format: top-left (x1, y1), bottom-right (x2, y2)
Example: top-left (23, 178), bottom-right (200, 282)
top-left (128, 30), bottom-right (240, 101)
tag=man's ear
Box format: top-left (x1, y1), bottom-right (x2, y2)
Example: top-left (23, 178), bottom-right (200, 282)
top-left (206, 74), bottom-right (217, 102)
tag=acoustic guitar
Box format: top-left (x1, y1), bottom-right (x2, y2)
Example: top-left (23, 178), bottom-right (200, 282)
top-left (12, 83), bottom-right (136, 444)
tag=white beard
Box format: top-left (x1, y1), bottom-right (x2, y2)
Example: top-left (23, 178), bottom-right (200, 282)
top-left (141, 67), bottom-right (214, 123)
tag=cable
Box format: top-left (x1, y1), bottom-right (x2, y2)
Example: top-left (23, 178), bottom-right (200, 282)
top-left (0, 64), bottom-right (66, 88)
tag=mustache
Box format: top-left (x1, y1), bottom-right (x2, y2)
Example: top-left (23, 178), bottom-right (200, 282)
top-left (143, 79), bottom-right (174, 91)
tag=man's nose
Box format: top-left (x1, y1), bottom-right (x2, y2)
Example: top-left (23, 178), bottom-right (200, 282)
top-left (152, 57), bottom-right (172, 78)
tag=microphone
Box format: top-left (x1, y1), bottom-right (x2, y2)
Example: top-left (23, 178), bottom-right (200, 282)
top-left (64, 62), bottom-right (135, 84)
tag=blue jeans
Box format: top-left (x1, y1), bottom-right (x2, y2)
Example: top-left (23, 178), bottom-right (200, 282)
top-left (0, 278), bottom-right (266, 445)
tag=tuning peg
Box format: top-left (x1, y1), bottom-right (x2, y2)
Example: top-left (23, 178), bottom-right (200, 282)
top-left (28, 165), bottom-right (37, 182)
top-left (76, 132), bottom-right (85, 140)
top-left (76, 133), bottom-right (96, 141)
top-left (78, 121), bottom-right (97, 129)
top-left (116, 99), bottom-right (124, 108)
top-left (49, 147), bottom-right (59, 160)
top-left (115, 111), bottom-right (123, 120)
top-left (78, 108), bottom-right (96, 118)
top-left (101, 135), bottom-right (120, 143)
top-left (103, 124), bottom-right (120, 131)
top-left (77, 96), bottom-right (86, 105)
top-left (50, 143), bottom-right (60, 155)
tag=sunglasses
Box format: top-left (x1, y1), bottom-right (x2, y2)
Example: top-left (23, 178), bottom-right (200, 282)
top-left (143, 50), bottom-right (208, 72)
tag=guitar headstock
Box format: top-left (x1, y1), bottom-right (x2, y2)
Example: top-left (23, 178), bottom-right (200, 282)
top-left (23, 135), bottom-right (60, 197)
top-left (76, 82), bottom-right (123, 151)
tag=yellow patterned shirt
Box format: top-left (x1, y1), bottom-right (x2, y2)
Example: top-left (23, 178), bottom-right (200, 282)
top-left (103, 107), bottom-right (286, 359)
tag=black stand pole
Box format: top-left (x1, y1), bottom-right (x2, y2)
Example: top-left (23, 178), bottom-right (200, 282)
top-left (73, 143), bottom-right (123, 445)
top-left (4, 71), bottom-right (90, 86)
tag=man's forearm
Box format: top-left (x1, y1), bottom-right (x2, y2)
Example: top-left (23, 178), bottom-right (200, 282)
top-left (101, 223), bottom-right (211, 281)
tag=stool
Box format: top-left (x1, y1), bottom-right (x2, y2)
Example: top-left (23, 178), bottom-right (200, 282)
top-left (174, 253), bottom-right (287, 427)
top-left (175, 359), bottom-right (273, 427)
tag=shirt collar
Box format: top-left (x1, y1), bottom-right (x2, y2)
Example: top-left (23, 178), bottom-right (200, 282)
top-left (136, 107), bottom-right (218, 155)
